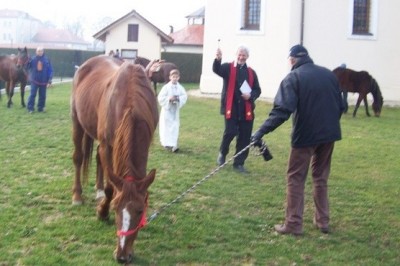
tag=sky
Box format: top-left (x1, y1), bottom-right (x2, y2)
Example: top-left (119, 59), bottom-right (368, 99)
top-left (1, 0), bottom-right (205, 41)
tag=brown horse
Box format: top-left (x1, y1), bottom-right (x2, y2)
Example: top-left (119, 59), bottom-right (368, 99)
top-left (333, 67), bottom-right (383, 117)
top-left (0, 47), bottom-right (29, 108)
top-left (71, 55), bottom-right (159, 264)
top-left (134, 56), bottom-right (178, 93)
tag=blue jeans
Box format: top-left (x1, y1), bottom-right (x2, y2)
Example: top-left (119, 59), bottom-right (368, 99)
top-left (27, 83), bottom-right (47, 112)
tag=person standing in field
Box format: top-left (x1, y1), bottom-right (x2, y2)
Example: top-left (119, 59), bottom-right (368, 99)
top-left (213, 45), bottom-right (262, 174)
top-left (27, 46), bottom-right (53, 113)
top-left (157, 69), bottom-right (188, 153)
top-left (251, 45), bottom-right (344, 235)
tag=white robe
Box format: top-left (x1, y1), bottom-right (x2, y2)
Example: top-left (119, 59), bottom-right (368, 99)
top-left (157, 81), bottom-right (188, 148)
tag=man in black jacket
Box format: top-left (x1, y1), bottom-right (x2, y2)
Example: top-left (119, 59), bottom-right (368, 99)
top-left (251, 45), bottom-right (344, 235)
top-left (213, 45), bottom-right (262, 174)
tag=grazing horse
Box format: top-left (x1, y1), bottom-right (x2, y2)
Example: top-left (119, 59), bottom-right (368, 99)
top-left (333, 67), bottom-right (383, 117)
top-left (71, 55), bottom-right (159, 264)
top-left (0, 47), bottom-right (29, 108)
top-left (134, 56), bottom-right (178, 93)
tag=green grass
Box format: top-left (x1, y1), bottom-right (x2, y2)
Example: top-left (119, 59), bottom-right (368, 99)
top-left (0, 83), bottom-right (399, 266)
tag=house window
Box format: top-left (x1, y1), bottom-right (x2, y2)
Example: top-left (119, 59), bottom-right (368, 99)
top-left (352, 0), bottom-right (371, 35)
top-left (350, 0), bottom-right (378, 39)
top-left (121, 49), bottom-right (137, 59)
top-left (128, 24), bottom-right (139, 42)
top-left (241, 0), bottom-right (261, 30)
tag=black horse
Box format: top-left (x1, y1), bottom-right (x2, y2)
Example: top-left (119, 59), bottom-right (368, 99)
top-left (134, 57), bottom-right (178, 93)
top-left (333, 67), bottom-right (383, 117)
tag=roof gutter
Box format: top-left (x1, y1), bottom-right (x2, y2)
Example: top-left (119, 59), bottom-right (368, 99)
top-left (300, 0), bottom-right (305, 45)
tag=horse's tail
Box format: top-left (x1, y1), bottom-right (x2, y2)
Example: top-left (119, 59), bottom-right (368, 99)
top-left (81, 132), bottom-right (94, 184)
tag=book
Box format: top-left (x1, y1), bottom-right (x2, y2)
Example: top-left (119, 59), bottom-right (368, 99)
top-left (239, 80), bottom-right (251, 94)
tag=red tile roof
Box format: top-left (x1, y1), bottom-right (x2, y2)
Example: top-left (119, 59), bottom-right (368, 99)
top-left (32, 29), bottom-right (88, 44)
top-left (169, 24), bottom-right (204, 46)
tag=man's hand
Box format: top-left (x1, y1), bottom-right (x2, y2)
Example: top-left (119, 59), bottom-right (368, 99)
top-left (216, 48), bottom-right (222, 60)
top-left (250, 130), bottom-right (264, 147)
top-left (241, 93), bottom-right (251, 101)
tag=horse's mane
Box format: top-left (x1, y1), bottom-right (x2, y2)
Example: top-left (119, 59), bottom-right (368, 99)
top-left (108, 62), bottom-right (158, 180)
top-left (370, 78), bottom-right (383, 105)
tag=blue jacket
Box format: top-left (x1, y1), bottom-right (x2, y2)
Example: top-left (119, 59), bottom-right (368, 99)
top-left (28, 54), bottom-right (53, 86)
top-left (257, 56), bottom-right (343, 148)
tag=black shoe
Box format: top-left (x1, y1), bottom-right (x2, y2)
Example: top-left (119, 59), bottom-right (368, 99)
top-left (313, 217), bottom-right (329, 234)
top-left (217, 153), bottom-right (226, 166)
top-left (233, 164), bottom-right (249, 174)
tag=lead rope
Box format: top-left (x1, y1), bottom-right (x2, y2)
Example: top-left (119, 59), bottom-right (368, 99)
top-left (147, 142), bottom-right (256, 223)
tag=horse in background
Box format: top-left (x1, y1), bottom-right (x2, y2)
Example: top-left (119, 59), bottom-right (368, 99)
top-left (333, 67), bottom-right (383, 117)
top-left (0, 47), bottom-right (29, 108)
top-left (71, 55), bottom-right (158, 264)
top-left (134, 56), bottom-right (178, 93)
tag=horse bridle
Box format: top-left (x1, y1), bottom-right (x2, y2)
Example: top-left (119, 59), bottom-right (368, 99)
top-left (116, 176), bottom-right (148, 237)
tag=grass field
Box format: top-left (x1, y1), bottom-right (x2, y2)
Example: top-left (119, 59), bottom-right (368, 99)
top-left (0, 83), bottom-right (399, 265)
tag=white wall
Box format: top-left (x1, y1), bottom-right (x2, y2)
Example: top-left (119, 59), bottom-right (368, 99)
top-left (201, 0), bottom-right (400, 105)
top-left (304, 0), bottom-right (399, 105)
top-left (105, 17), bottom-right (162, 60)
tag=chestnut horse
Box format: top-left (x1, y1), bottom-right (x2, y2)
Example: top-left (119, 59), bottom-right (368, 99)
top-left (0, 47), bottom-right (29, 108)
top-left (71, 55), bottom-right (159, 264)
top-left (134, 56), bottom-right (178, 93)
top-left (333, 67), bottom-right (383, 117)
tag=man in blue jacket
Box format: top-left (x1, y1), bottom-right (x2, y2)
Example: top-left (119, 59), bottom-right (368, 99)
top-left (27, 47), bottom-right (53, 113)
top-left (251, 45), bottom-right (344, 235)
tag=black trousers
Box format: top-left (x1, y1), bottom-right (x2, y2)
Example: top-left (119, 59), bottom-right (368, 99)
top-left (219, 118), bottom-right (253, 166)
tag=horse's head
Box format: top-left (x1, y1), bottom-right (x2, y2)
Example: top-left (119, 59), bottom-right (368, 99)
top-left (134, 56), bottom-right (151, 67)
top-left (370, 78), bottom-right (384, 117)
top-left (110, 169), bottom-right (156, 264)
top-left (16, 47), bottom-right (29, 69)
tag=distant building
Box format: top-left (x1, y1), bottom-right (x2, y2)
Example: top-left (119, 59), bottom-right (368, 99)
top-left (93, 9), bottom-right (173, 60)
top-left (165, 6), bottom-right (205, 54)
top-left (32, 28), bottom-right (90, 50)
top-left (0, 9), bottom-right (42, 46)
top-left (0, 8), bottom-right (90, 50)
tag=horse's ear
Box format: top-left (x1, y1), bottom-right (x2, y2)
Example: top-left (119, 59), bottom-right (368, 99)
top-left (108, 170), bottom-right (123, 190)
top-left (138, 169), bottom-right (156, 191)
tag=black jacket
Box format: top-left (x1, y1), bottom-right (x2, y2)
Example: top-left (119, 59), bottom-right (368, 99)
top-left (213, 59), bottom-right (261, 120)
top-left (257, 56), bottom-right (343, 147)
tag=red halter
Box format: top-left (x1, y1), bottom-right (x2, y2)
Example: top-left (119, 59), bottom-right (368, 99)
top-left (116, 176), bottom-right (148, 237)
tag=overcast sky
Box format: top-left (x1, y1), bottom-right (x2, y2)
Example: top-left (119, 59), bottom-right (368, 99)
top-left (1, 0), bottom-right (205, 40)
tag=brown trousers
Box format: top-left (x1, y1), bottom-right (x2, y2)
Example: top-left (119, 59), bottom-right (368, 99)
top-left (284, 142), bottom-right (335, 231)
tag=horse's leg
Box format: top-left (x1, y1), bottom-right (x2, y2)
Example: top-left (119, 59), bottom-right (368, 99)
top-left (342, 91), bottom-right (348, 113)
top-left (96, 143), bottom-right (113, 220)
top-left (353, 94), bottom-right (364, 118)
top-left (6, 81), bottom-right (14, 108)
top-left (363, 96), bottom-right (370, 117)
top-left (95, 145), bottom-right (105, 201)
top-left (20, 82), bottom-right (26, 107)
top-left (71, 116), bottom-right (85, 205)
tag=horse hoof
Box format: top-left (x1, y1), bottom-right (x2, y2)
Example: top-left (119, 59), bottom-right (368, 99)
top-left (97, 213), bottom-right (109, 221)
top-left (96, 189), bottom-right (106, 201)
top-left (72, 200), bottom-right (83, 205)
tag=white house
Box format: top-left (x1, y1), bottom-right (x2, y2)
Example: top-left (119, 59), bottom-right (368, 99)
top-left (200, 0), bottom-right (400, 105)
top-left (93, 10), bottom-right (173, 61)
